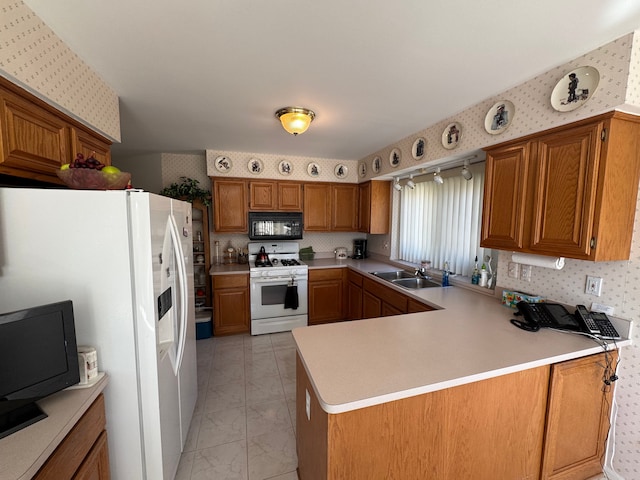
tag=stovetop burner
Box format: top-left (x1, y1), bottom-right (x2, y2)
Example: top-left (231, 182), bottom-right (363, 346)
top-left (280, 259), bottom-right (301, 266)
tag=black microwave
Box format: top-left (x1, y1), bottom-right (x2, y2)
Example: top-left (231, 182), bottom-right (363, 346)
top-left (248, 212), bottom-right (303, 240)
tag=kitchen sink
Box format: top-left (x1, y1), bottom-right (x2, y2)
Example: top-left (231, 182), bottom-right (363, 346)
top-left (391, 278), bottom-right (441, 289)
top-left (370, 270), bottom-right (415, 281)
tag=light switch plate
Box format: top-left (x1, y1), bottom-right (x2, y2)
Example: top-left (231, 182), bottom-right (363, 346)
top-left (520, 265), bottom-right (532, 282)
top-left (586, 276), bottom-right (603, 296)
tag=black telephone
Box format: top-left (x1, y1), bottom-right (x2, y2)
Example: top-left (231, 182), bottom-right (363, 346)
top-left (512, 302), bottom-right (620, 339)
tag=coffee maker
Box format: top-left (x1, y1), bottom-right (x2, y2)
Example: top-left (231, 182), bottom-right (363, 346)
top-left (352, 239), bottom-right (367, 259)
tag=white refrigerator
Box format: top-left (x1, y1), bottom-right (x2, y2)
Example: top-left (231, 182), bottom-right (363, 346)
top-left (0, 188), bottom-right (198, 480)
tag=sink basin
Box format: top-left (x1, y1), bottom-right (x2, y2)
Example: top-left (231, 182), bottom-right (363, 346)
top-left (391, 278), bottom-right (441, 289)
top-left (370, 270), bottom-right (415, 281)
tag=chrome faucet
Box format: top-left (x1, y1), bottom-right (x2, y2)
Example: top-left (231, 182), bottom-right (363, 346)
top-left (414, 266), bottom-right (430, 279)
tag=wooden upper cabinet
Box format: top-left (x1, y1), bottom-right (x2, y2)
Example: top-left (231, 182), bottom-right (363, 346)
top-left (331, 184), bottom-right (358, 231)
top-left (0, 77), bottom-right (112, 184)
top-left (304, 183), bottom-right (332, 231)
top-left (481, 142), bottom-right (531, 250)
top-left (277, 181), bottom-right (303, 211)
top-left (249, 181), bottom-right (277, 210)
top-left (529, 122), bottom-right (601, 258)
top-left (482, 112), bottom-right (640, 261)
top-left (71, 128), bottom-right (112, 166)
top-left (359, 181), bottom-right (390, 234)
top-left (0, 88), bottom-right (69, 179)
top-left (213, 178), bottom-right (248, 232)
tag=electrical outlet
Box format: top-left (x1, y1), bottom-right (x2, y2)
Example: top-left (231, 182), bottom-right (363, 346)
top-left (520, 265), bottom-right (532, 282)
top-left (585, 276), bottom-right (603, 296)
top-left (508, 262), bottom-right (520, 279)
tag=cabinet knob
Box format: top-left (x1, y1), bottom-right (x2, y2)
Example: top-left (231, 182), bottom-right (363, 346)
top-left (590, 237), bottom-right (597, 248)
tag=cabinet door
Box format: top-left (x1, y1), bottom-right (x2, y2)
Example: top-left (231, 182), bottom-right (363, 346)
top-left (249, 181), bottom-right (277, 210)
top-left (304, 183), bottom-right (332, 231)
top-left (407, 299), bottom-right (434, 313)
top-left (73, 431), bottom-right (110, 480)
top-left (213, 287), bottom-right (250, 335)
top-left (308, 269), bottom-right (345, 324)
top-left (362, 290), bottom-right (382, 319)
top-left (358, 182), bottom-right (371, 232)
top-left (278, 182), bottom-right (303, 211)
top-left (347, 271), bottom-right (364, 320)
top-left (481, 142), bottom-right (531, 250)
top-left (0, 90), bottom-right (69, 179)
top-left (332, 184), bottom-right (358, 231)
top-left (70, 128), bottom-right (111, 167)
top-left (213, 179), bottom-right (248, 232)
top-left (540, 351), bottom-right (616, 480)
top-left (529, 123), bottom-right (602, 258)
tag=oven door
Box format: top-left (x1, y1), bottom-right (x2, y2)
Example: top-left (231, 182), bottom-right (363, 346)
top-left (250, 275), bottom-right (308, 320)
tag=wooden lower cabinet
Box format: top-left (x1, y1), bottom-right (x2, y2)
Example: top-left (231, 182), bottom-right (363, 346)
top-left (362, 277), bottom-right (408, 318)
top-left (297, 351), bottom-right (616, 480)
top-left (297, 354), bottom-right (549, 480)
top-left (346, 270), bottom-right (363, 320)
top-left (213, 274), bottom-right (250, 335)
top-left (540, 351), bottom-right (617, 480)
top-left (308, 268), bottom-right (345, 325)
top-left (35, 394), bottom-right (109, 480)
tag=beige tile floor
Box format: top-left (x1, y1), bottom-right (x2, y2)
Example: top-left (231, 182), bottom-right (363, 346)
top-left (176, 332), bottom-right (299, 480)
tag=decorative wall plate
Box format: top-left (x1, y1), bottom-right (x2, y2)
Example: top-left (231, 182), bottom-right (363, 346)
top-left (441, 122), bottom-right (462, 150)
top-left (372, 156), bottom-right (381, 173)
top-left (307, 162), bottom-right (320, 177)
top-left (551, 66), bottom-right (600, 112)
top-left (335, 164), bottom-right (348, 179)
top-left (214, 155), bottom-right (232, 172)
top-left (358, 161), bottom-right (367, 177)
top-left (389, 148), bottom-right (401, 167)
top-left (278, 160), bottom-right (293, 175)
top-left (484, 100), bottom-right (515, 135)
top-left (247, 157), bottom-right (263, 174)
top-left (412, 138), bottom-right (426, 160)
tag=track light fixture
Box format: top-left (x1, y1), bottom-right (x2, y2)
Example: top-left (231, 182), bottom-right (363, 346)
top-left (406, 174), bottom-right (415, 189)
top-left (433, 168), bottom-right (444, 185)
top-left (461, 159), bottom-right (473, 180)
top-left (393, 177), bottom-right (402, 191)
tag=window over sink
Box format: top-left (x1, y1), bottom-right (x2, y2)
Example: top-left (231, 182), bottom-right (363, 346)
top-left (398, 163), bottom-right (487, 277)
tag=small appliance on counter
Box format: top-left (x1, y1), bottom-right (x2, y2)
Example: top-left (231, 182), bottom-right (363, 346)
top-left (334, 247), bottom-right (348, 260)
top-left (352, 239), bottom-right (367, 259)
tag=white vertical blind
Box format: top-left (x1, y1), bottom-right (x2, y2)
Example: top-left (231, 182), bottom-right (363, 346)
top-left (398, 169), bottom-right (486, 276)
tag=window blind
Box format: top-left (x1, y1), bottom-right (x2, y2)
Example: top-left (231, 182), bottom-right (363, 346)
top-left (398, 169), bottom-right (486, 276)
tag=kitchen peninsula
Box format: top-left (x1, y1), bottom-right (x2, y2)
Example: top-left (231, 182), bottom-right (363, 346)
top-left (292, 260), bottom-right (631, 480)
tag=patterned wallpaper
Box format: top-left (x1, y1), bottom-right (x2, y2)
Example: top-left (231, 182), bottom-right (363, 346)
top-left (0, 0), bottom-right (121, 141)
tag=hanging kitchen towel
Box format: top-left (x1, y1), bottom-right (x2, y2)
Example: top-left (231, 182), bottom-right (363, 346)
top-left (284, 284), bottom-right (299, 309)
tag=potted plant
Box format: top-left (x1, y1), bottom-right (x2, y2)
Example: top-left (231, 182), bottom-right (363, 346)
top-left (160, 177), bottom-right (211, 206)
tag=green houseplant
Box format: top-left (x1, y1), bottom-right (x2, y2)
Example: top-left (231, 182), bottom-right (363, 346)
top-left (160, 177), bottom-right (211, 206)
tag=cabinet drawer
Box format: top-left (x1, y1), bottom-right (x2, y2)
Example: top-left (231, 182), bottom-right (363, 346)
top-left (363, 278), bottom-right (407, 312)
top-left (35, 394), bottom-right (106, 480)
top-left (309, 268), bottom-right (344, 282)
top-left (213, 274), bottom-right (248, 289)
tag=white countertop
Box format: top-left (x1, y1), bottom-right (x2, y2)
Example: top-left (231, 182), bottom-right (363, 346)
top-left (0, 374), bottom-right (109, 480)
top-left (293, 262), bottom-right (631, 414)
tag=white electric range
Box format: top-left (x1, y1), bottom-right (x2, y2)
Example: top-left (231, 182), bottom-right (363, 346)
top-left (248, 242), bottom-right (308, 335)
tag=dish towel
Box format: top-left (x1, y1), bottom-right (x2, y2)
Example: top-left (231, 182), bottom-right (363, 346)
top-left (284, 284), bottom-right (299, 310)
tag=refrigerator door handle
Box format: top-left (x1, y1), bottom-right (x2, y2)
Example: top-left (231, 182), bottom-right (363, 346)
top-left (168, 214), bottom-right (188, 375)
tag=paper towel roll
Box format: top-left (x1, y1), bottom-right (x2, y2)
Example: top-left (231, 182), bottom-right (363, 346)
top-left (511, 253), bottom-right (565, 270)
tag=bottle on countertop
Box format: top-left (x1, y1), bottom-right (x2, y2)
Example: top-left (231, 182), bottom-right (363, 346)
top-left (214, 240), bottom-right (220, 265)
top-left (479, 263), bottom-right (488, 287)
top-left (471, 256), bottom-right (480, 285)
top-left (442, 261), bottom-right (450, 287)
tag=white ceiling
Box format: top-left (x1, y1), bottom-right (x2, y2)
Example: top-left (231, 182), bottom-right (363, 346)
top-left (22, 1), bottom-right (640, 161)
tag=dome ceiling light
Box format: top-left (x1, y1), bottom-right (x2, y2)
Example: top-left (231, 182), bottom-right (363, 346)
top-left (275, 107), bottom-right (316, 135)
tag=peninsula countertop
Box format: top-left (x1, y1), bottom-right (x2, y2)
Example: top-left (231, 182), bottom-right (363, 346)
top-left (292, 261), bottom-right (631, 414)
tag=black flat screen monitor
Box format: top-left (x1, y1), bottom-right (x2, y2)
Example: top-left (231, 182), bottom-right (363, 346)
top-left (0, 300), bottom-right (80, 439)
